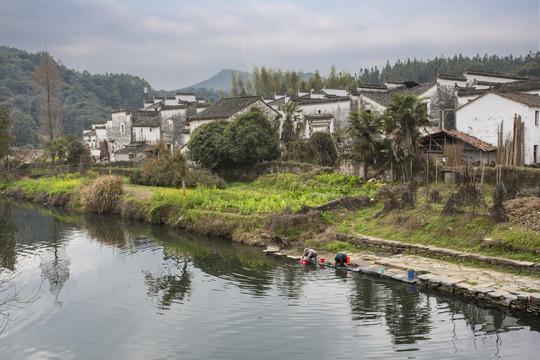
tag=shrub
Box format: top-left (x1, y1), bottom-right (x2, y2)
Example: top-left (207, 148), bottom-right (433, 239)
top-left (184, 169), bottom-right (227, 189)
top-left (81, 175), bottom-right (124, 213)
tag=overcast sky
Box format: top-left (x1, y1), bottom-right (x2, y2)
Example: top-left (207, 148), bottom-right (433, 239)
top-left (2, 0), bottom-right (539, 90)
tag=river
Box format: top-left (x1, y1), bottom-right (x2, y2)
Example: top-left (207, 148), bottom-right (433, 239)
top-left (1, 200), bottom-right (540, 359)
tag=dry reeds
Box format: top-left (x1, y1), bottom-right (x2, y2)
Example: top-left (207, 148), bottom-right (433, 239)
top-left (81, 175), bottom-right (123, 213)
top-left (443, 143), bottom-right (463, 168)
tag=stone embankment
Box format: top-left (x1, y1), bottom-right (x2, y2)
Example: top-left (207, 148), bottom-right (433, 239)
top-left (266, 235), bottom-right (540, 317)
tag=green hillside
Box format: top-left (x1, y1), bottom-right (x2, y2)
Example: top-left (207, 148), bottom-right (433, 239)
top-left (0, 46), bottom-right (152, 147)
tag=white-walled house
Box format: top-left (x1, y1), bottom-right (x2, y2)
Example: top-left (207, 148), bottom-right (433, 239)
top-left (455, 91), bottom-right (540, 165)
top-left (186, 96), bottom-right (279, 145)
top-left (131, 111), bottom-right (161, 144)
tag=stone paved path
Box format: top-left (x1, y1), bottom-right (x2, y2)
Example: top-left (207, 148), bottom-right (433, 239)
top-left (269, 247), bottom-right (540, 316)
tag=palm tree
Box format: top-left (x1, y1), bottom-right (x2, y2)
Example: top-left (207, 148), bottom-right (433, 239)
top-left (278, 102), bottom-right (304, 143)
top-left (348, 110), bottom-right (384, 180)
top-left (383, 94), bottom-right (430, 182)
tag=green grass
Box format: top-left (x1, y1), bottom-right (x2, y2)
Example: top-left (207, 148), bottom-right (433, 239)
top-left (4, 172), bottom-right (539, 265)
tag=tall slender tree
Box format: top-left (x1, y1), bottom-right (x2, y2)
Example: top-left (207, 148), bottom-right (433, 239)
top-left (0, 107), bottom-right (14, 160)
top-left (31, 50), bottom-right (64, 142)
top-left (348, 110), bottom-right (384, 180)
top-left (277, 102), bottom-right (304, 143)
top-left (383, 94), bottom-right (430, 182)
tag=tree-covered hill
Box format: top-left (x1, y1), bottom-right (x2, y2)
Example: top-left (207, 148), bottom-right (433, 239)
top-left (359, 52), bottom-right (540, 85)
top-left (0, 46), bottom-right (152, 147)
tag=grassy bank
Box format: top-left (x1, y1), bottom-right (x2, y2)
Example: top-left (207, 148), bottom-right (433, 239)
top-left (1, 172), bottom-right (539, 264)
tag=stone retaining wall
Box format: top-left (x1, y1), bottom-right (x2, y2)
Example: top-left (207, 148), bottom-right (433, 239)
top-left (354, 266), bottom-right (540, 317)
top-left (337, 233), bottom-right (540, 275)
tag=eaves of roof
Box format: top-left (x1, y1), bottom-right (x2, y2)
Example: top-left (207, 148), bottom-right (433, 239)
top-left (423, 129), bottom-right (497, 152)
top-left (189, 96), bottom-right (265, 121)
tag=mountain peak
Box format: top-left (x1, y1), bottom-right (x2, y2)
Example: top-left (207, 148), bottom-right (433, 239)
top-left (184, 69), bottom-right (249, 92)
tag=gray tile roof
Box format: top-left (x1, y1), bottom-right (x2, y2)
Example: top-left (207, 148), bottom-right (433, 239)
top-left (114, 143), bottom-right (154, 155)
top-left (456, 87), bottom-right (487, 97)
top-left (464, 69), bottom-right (527, 81)
top-left (492, 79), bottom-right (540, 93)
top-left (438, 73), bottom-right (466, 82)
top-left (132, 111), bottom-right (161, 127)
top-left (290, 96), bottom-right (350, 105)
top-left (305, 113), bottom-right (333, 120)
top-left (496, 92), bottom-right (540, 107)
top-left (189, 96), bottom-right (263, 121)
top-left (360, 82), bottom-right (435, 107)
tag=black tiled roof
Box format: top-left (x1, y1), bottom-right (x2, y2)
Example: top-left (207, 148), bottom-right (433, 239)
top-left (189, 96), bottom-right (263, 121)
top-left (438, 73), bottom-right (466, 82)
top-left (290, 96), bottom-right (350, 105)
top-left (360, 82), bottom-right (435, 106)
top-left (131, 111), bottom-right (161, 127)
top-left (464, 69), bottom-right (526, 81)
top-left (496, 92), bottom-right (540, 107)
top-left (492, 80), bottom-right (540, 93)
top-left (114, 143), bottom-right (154, 155)
top-left (456, 87), bottom-right (487, 97)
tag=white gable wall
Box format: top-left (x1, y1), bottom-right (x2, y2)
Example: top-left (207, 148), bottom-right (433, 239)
top-left (455, 93), bottom-right (540, 165)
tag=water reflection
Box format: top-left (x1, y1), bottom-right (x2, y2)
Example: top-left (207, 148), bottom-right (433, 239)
top-left (2, 200), bottom-right (540, 359)
top-left (0, 203), bottom-right (17, 270)
top-left (144, 256), bottom-right (192, 310)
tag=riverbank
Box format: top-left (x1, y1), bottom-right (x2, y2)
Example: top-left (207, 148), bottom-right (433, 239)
top-left (2, 172), bottom-right (540, 316)
top-left (270, 245), bottom-right (540, 317)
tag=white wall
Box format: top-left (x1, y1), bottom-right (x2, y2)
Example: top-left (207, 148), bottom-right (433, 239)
top-left (455, 93), bottom-right (540, 165)
top-left (133, 126), bottom-right (160, 143)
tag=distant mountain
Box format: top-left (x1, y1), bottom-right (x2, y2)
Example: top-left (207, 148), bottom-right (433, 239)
top-left (186, 69), bottom-right (249, 92)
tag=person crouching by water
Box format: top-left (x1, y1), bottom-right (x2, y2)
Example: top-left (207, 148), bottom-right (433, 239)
top-left (301, 248), bottom-right (317, 263)
top-left (334, 253), bottom-right (349, 267)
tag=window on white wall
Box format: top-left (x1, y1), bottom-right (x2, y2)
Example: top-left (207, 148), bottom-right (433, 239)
top-left (121, 123), bottom-right (125, 134)
top-left (536, 110), bottom-right (539, 126)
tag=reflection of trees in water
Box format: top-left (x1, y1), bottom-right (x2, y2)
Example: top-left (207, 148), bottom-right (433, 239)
top-left (274, 264), bottom-right (305, 299)
top-left (0, 202), bottom-right (18, 270)
top-left (39, 218), bottom-right (70, 305)
top-left (80, 213), bottom-right (144, 248)
top-left (144, 254), bottom-right (192, 310)
top-left (154, 227), bottom-right (281, 298)
top-left (437, 295), bottom-right (540, 334)
top-left (383, 284), bottom-right (431, 345)
top-left (349, 275), bottom-right (387, 321)
top-left (349, 277), bottom-right (431, 345)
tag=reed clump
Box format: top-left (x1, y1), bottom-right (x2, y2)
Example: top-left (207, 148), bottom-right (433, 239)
top-left (81, 175), bottom-right (124, 213)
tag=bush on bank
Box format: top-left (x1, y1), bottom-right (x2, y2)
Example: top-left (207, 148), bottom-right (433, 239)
top-left (2, 171), bottom-right (539, 264)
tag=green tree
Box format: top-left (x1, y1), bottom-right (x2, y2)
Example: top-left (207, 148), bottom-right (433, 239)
top-left (308, 132), bottom-right (337, 167)
top-left (0, 107), bottom-right (14, 160)
top-left (66, 138), bottom-right (91, 166)
top-left (141, 143), bottom-right (188, 194)
top-left (348, 110), bottom-right (384, 179)
top-left (9, 110), bottom-right (38, 147)
top-left (187, 120), bottom-right (230, 171)
top-left (230, 71), bottom-right (239, 98)
top-left (224, 107), bottom-right (280, 164)
top-left (31, 50), bottom-right (64, 142)
top-left (277, 102), bottom-right (304, 143)
top-left (383, 94), bottom-right (430, 182)
top-left (43, 136), bottom-right (68, 167)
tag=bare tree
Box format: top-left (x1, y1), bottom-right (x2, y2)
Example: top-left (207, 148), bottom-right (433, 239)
top-left (31, 49), bottom-right (64, 142)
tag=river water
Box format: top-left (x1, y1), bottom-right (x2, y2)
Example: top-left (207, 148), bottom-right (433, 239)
top-left (1, 200), bottom-right (540, 359)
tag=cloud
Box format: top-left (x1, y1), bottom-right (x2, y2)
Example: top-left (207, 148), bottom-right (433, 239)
top-left (1, 0), bottom-right (538, 89)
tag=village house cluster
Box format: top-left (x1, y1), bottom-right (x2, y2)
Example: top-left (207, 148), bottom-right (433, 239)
top-left (83, 69), bottom-right (540, 166)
